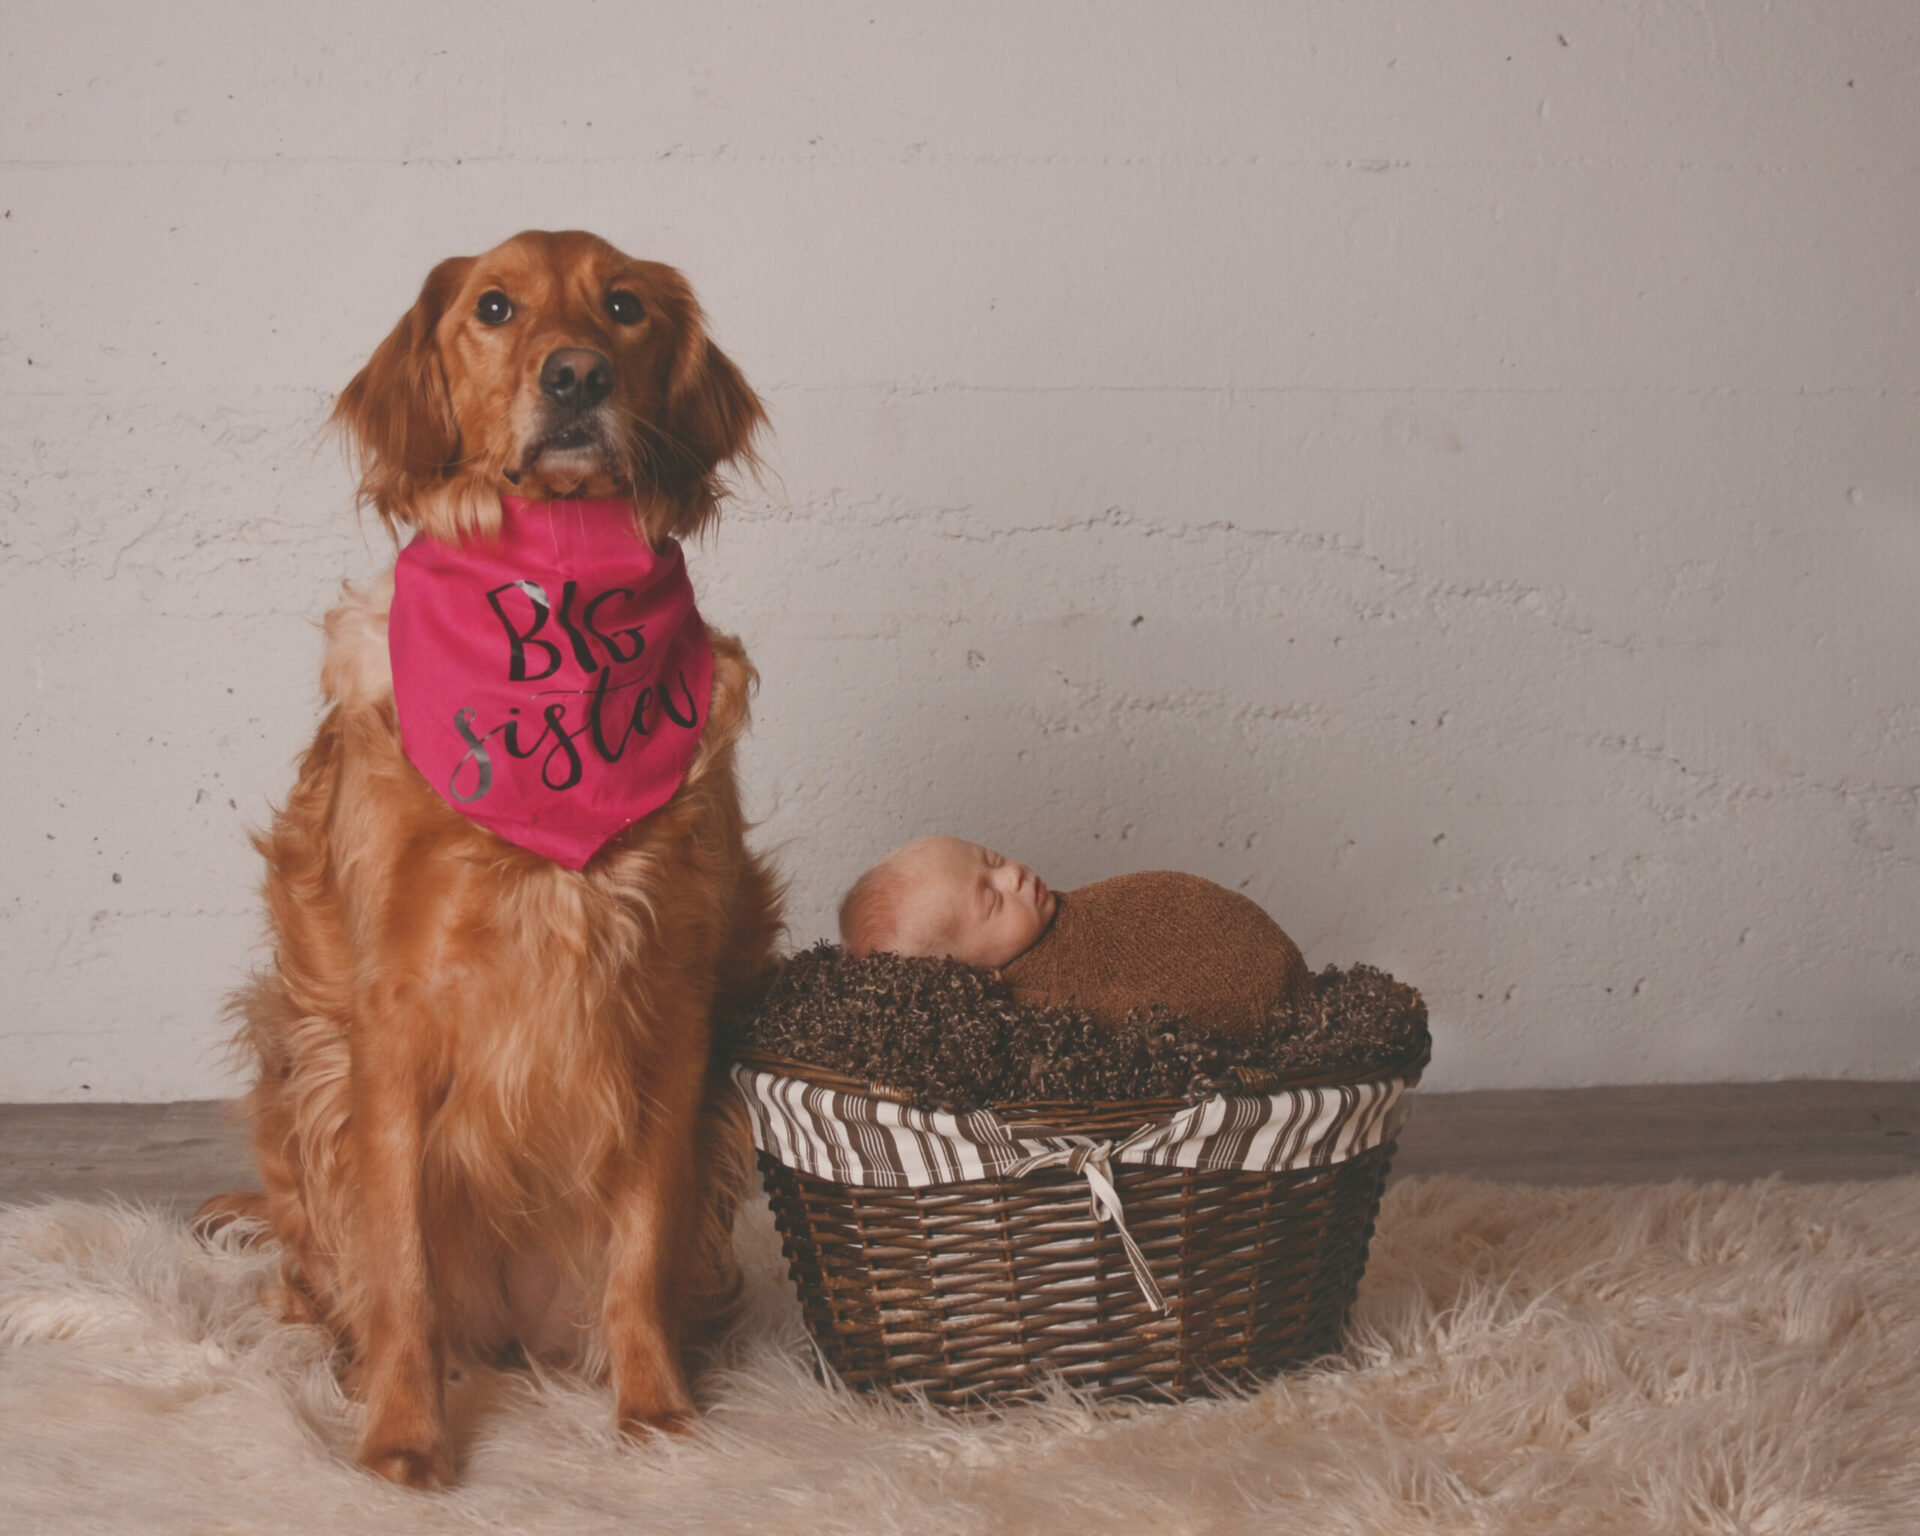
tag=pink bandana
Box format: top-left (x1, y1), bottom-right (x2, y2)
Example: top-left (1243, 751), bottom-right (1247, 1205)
top-left (388, 496), bottom-right (714, 869)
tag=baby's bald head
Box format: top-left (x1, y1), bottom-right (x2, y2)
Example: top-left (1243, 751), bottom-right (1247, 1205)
top-left (838, 836), bottom-right (1057, 968)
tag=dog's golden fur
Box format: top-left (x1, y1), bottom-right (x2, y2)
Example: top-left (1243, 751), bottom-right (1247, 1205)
top-left (199, 231), bottom-right (780, 1490)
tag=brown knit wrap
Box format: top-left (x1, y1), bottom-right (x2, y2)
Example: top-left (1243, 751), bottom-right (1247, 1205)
top-left (998, 871), bottom-right (1314, 1033)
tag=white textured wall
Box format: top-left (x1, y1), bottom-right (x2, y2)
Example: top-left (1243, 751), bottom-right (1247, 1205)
top-left (4, 3), bottom-right (1917, 1100)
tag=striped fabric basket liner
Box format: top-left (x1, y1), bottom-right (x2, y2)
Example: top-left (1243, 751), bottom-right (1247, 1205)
top-left (733, 1041), bottom-right (1427, 1406)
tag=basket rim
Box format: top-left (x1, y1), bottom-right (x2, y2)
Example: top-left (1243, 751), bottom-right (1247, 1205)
top-left (731, 1036), bottom-right (1431, 1112)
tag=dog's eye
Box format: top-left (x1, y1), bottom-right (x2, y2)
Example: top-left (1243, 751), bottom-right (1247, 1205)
top-left (605, 291), bottom-right (644, 326)
top-left (475, 290), bottom-right (514, 326)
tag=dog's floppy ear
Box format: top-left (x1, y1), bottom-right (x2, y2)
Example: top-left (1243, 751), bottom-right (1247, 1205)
top-left (651, 296), bottom-right (767, 538)
top-left (332, 256), bottom-right (474, 531)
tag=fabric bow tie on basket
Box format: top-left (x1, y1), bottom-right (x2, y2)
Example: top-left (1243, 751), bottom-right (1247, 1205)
top-left (1000, 1131), bottom-right (1169, 1311)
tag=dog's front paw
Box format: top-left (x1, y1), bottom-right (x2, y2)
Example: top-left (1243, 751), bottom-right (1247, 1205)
top-left (358, 1395), bottom-right (454, 1492)
top-left (360, 1439), bottom-right (455, 1491)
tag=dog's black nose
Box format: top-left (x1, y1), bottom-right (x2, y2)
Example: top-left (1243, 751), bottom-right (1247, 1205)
top-left (539, 348), bottom-right (613, 412)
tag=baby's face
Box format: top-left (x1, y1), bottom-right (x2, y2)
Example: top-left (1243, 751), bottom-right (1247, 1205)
top-left (891, 836), bottom-right (1058, 968)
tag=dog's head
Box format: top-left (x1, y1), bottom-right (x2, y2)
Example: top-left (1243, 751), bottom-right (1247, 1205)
top-left (333, 229), bottom-right (764, 545)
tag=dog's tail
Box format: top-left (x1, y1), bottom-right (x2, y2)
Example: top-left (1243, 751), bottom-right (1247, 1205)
top-left (191, 1188), bottom-right (274, 1242)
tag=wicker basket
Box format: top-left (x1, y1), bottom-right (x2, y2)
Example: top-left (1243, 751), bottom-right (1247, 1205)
top-left (735, 1041), bottom-right (1428, 1407)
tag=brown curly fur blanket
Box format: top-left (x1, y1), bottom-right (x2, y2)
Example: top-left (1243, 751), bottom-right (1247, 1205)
top-left (728, 946), bottom-right (1429, 1111)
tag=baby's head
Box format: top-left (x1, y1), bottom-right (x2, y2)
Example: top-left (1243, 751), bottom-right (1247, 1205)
top-left (839, 836), bottom-right (1058, 967)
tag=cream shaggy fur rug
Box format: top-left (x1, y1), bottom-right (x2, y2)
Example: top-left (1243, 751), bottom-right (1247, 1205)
top-left (2, 1177), bottom-right (1915, 1535)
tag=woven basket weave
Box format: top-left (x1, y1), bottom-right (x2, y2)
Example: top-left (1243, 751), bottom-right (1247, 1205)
top-left (739, 1042), bottom-right (1427, 1406)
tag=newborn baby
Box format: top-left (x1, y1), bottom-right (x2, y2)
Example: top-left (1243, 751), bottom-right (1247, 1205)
top-left (838, 836), bottom-right (1314, 1033)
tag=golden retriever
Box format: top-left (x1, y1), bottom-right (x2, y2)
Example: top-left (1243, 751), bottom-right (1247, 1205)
top-left (198, 230), bottom-right (780, 1489)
